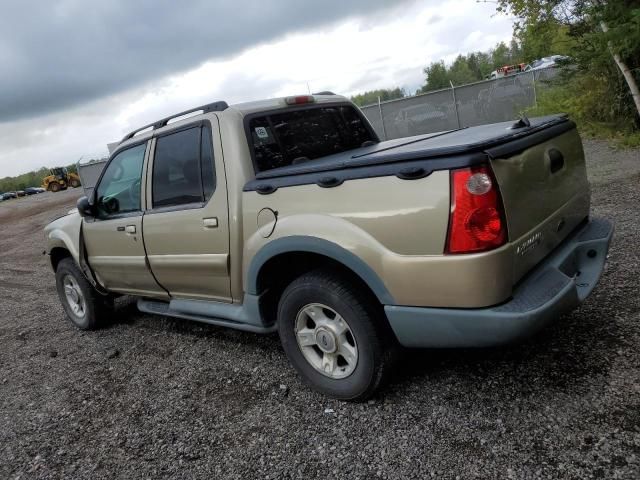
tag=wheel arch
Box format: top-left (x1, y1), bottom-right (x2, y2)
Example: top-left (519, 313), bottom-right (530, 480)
top-left (50, 246), bottom-right (72, 271)
top-left (246, 237), bottom-right (395, 325)
top-left (248, 237), bottom-right (393, 304)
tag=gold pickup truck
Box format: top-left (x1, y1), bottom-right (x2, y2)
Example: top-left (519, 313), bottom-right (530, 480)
top-left (44, 94), bottom-right (613, 400)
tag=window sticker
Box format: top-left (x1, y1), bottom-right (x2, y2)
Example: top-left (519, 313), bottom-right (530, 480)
top-left (255, 126), bottom-right (269, 139)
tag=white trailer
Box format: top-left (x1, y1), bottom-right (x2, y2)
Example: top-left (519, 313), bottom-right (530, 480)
top-left (77, 158), bottom-right (108, 198)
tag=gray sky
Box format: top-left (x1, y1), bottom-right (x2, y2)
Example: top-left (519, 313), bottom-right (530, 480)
top-left (0, 0), bottom-right (513, 177)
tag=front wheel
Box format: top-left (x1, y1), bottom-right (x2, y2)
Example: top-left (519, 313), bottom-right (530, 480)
top-left (48, 182), bottom-right (60, 192)
top-left (277, 269), bottom-right (396, 401)
top-left (55, 258), bottom-right (113, 330)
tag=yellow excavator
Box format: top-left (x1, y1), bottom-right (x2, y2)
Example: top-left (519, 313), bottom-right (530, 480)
top-left (42, 167), bottom-right (81, 192)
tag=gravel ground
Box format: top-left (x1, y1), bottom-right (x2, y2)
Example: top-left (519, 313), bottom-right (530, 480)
top-left (1, 140), bottom-right (639, 479)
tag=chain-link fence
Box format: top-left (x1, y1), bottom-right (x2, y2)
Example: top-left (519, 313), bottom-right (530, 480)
top-left (361, 67), bottom-right (561, 140)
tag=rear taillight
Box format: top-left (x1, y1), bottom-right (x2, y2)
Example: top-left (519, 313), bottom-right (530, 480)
top-left (446, 165), bottom-right (507, 254)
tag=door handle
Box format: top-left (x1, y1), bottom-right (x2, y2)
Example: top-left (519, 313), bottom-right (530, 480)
top-left (203, 217), bottom-right (218, 228)
top-left (125, 225), bottom-right (136, 234)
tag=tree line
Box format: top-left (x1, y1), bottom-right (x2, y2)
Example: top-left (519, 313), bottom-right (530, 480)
top-left (498, 0), bottom-right (639, 132)
top-left (352, 0), bottom-right (639, 134)
top-left (351, 39), bottom-right (535, 107)
top-left (0, 163), bottom-right (83, 193)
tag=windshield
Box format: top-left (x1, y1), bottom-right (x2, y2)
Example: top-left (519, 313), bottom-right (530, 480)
top-left (248, 105), bottom-right (375, 172)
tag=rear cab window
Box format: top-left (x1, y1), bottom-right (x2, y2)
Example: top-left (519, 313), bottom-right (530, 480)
top-left (248, 105), bottom-right (375, 172)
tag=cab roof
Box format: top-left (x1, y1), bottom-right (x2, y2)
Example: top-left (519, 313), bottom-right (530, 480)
top-left (116, 93), bottom-right (349, 151)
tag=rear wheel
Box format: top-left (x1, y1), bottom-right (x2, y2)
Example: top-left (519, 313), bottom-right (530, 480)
top-left (277, 269), bottom-right (396, 401)
top-left (55, 258), bottom-right (113, 330)
top-left (48, 182), bottom-right (60, 192)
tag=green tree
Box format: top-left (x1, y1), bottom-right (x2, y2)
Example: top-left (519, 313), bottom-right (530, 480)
top-left (448, 55), bottom-right (478, 85)
top-left (491, 41), bottom-right (513, 68)
top-left (497, 0), bottom-right (640, 122)
top-left (350, 87), bottom-right (406, 106)
top-left (516, 18), bottom-right (574, 61)
top-left (467, 52), bottom-right (493, 80)
top-left (417, 40), bottom-right (532, 93)
top-left (417, 61), bottom-right (451, 93)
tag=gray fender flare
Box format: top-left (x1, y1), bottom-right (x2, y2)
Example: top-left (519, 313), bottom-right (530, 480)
top-left (246, 236), bottom-right (395, 305)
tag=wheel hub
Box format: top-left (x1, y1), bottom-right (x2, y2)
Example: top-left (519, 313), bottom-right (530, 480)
top-left (294, 303), bottom-right (359, 380)
top-left (68, 288), bottom-right (79, 304)
top-left (315, 328), bottom-right (337, 353)
top-left (63, 275), bottom-right (86, 318)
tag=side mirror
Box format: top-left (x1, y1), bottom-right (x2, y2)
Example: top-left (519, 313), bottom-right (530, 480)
top-left (77, 196), bottom-right (95, 218)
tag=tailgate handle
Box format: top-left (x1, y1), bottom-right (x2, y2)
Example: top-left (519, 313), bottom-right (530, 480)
top-left (548, 149), bottom-right (564, 173)
top-left (397, 166), bottom-right (430, 180)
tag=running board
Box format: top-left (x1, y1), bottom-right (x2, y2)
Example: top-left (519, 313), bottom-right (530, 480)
top-left (137, 297), bottom-right (276, 334)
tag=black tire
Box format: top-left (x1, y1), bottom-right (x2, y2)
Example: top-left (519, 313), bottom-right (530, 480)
top-left (69, 178), bottom-right (81, 188)
top-left (55, 258), bottom-right (113, 330)
top-left (49, 182), bottom-right (60, 192)
top-left (277, 269), bottom-right (396, 401)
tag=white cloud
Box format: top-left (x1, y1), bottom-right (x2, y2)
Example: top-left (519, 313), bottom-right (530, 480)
top-left (0, 1), bottom-right (513, 177)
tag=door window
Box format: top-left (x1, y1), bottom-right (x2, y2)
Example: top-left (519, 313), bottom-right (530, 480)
top-left (152, 126), bottom-right (216, 208)
top-left (95, 143), bottom-right (146, 218)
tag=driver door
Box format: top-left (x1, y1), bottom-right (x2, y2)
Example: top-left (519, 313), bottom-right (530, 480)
top-left (83, 141), bottom-right (167, 298)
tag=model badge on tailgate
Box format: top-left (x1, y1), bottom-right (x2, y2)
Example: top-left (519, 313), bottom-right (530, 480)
top-left (516, 231), bottom-right (543, 256)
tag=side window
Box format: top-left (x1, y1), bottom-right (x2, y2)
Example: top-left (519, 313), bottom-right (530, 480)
top-left (152, 125), bottom-right (216, 208)
top-left (95, 143), bottom-right (146, 218)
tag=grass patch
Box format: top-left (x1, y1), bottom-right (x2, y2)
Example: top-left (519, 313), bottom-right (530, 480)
top-left (525, 73), bottom-right (640, 149)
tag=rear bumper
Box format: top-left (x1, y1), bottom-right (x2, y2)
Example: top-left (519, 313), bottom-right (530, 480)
top-left (385, 217), bottom-right (613, 348)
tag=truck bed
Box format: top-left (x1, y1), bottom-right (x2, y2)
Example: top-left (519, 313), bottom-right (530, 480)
top-left (244, 114), bottom-right (574, 191)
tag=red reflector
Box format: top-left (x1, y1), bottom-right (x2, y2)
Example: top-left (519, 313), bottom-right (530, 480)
top-left (446, 166), bottom-right (506, 254)
top-left (285, 95), bottom-right (316, 105)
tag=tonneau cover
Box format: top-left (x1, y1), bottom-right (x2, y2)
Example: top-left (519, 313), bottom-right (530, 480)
top-left (254, 115), bottom-right (571, 180)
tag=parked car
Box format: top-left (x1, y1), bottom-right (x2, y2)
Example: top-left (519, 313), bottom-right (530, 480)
top-left (16, 190), bottom-right (26, 197)
top-left (44, 94), bottom-right (613, 400)
top-left (24, 187), bottom-right (40, 195)
top-left (0, 193), bottom-right (5, 201)
top-left (524, 55), bottom-right (569, 71)
top-left (475, 75), bottom-right (533, 122)
top-left (3, 191), bottom-right (17, 200)
top-left (387, 104), bottom-right (452, 137)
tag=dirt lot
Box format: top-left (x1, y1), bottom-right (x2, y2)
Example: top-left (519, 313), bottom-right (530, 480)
top-left (1, 140), bottom-right (639, 479)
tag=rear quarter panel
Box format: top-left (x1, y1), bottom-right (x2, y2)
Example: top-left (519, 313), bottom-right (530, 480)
top-left (242, 170), bottom-right (522, 307)
top-left (241, 171), bottom-right (520, 308)
top-left (243, 171), bottom-right (450, 256)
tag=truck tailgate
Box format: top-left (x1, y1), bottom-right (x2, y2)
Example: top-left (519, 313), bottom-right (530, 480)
top-left (487, 127), bottom-right (591, 283)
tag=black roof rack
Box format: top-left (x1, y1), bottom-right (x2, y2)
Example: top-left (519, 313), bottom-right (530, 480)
top-left (120, 100), bottom-right (229, 143)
